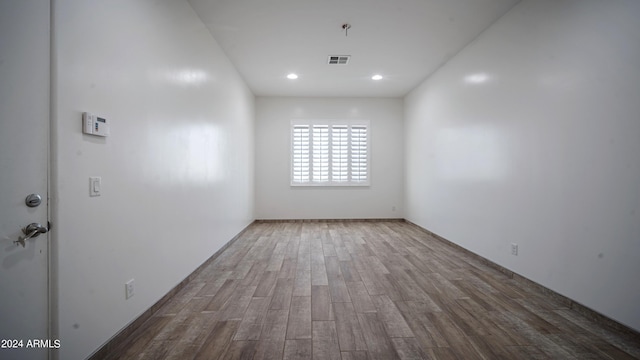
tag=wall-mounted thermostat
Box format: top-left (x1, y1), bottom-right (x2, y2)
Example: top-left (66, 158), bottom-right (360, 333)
top-left (82, 112), bottom-right (110, 137)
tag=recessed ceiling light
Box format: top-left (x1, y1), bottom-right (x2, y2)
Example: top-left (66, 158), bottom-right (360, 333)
top-left (371, 74), bottom-right (383, 80)
top-left (287, 73), bottom-right (298, 80)
top-left (464, 73), bottom-right (489, 84)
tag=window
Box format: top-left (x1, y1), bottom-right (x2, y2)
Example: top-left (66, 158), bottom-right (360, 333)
top-left (291, 120), bottom-right (370, 186)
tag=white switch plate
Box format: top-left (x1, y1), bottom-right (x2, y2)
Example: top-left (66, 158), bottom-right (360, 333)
top-left (511, 243), bottom-right (518, 256)
top-left (89, 176), bottom-right (101, 197)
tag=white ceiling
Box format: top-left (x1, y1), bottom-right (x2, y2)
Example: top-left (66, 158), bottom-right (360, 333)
top-left (188, 0), bottom-right (520, 97)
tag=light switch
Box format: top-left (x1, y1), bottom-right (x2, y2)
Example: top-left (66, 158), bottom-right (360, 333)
top-left (90, 177), bottom-right (101, 197)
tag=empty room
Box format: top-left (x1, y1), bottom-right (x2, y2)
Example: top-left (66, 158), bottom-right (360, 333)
top-left (1, 0), bottom-right (639, 359)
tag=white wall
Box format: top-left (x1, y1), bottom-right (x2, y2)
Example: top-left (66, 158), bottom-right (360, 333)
top-left (405, 0), bottom-right (640, 331)
top-left (51, 1), bottom-right (254, 358)
top-left (255, 97), bottom-right (404, 219)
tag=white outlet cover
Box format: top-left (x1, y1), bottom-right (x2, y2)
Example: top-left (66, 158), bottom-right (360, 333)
top-left (125, 279), bottom-right (135, 299)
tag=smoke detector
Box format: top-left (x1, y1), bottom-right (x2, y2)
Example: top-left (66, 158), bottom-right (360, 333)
top-left (328, 55), bottom-right (350, 65)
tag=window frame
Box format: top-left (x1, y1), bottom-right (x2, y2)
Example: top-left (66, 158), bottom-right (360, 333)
top-left (290, 119), bottom-right (370, 187)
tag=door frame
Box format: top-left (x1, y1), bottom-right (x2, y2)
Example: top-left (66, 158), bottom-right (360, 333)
top-left (48, 0), bottom-right (58, 358)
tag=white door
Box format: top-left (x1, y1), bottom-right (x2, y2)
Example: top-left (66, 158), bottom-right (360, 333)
top-left (0, 1), bottom-right (51, 360)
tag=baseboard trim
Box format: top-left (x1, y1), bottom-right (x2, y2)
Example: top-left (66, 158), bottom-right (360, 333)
top-left (403, 219), bottom-right (640, 340)
top-left (255, 218), bottom-right (404, 223)
top-left (88, 222), bottom-right (254, 360)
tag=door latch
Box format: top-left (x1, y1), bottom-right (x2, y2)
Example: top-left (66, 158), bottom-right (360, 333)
top-left (14, 223), bottom-right (48, 248)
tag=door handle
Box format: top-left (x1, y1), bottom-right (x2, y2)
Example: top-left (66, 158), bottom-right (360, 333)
top-left (14, 223), bottom-right (48, 248)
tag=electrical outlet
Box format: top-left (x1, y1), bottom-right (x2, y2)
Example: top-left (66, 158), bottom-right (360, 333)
top-left (511, 243), bottom-right (518, 256)
top-left (125, 279), bottom-right (135, 299)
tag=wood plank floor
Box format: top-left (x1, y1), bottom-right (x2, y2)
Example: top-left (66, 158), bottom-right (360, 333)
top-left (113, 221), bottom-right (640, 359)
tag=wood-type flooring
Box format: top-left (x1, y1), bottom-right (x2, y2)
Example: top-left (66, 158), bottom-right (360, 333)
top-left (113, 221), bottom-right (640, 359)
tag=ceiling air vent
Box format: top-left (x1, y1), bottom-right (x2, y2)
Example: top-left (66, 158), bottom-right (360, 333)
top-left (328, 55), bottom-right (350, 65)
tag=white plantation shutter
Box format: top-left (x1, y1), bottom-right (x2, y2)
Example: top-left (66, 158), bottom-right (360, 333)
top-left (350, 125), bottom-right (368, 182)
top-left (292, 125), bottom-right (310, 183)
top-left (312, 125), bottom-right (329, 182)
top-left (332, 125), bottom-right (349, 182)
top-left (291, 120), bottom-right (369, 186)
